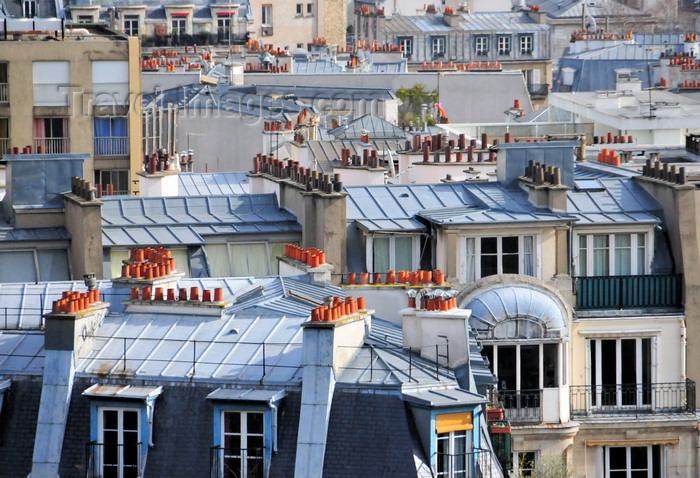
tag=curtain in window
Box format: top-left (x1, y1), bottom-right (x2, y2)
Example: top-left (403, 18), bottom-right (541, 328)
top-left (592, 235), bottom-right (609, 276)
top-left (269, 242), bottom-right (287, 275)
top-left (109, 250), bottom-right (130, 280)
top-left (205, 244), bottom-right (230, 277)
top-left (0, 251), bottom-right (37, 283)
top-left (230, 243), bottom-right (269, 276)
top-left (614, 234), bottom-right (631, 275)
top-left (61, 117), bottom-right (68, 138)
top-left (170, 249), bottom-right (191, 277)
top-left (394, 236), bottom-right (412, 271)
top-left (113, 117), bottom-right (128, 137)
top-left (33, 118), bottom-right (45, 139)
top-left (522, 236), bottom-right (534, 276)
top-left (464, 237), bottom-right (476, 282)
top-left (94, 118), bottom-right (110, 155)
top-left (37, 249), bottom-right (70, 281)
top-left (372, 237), bottom-right (390, 273)
top-left (578, 235), bottom-right (588, 276)
top-left (636, 233), bottom-right (645, 274)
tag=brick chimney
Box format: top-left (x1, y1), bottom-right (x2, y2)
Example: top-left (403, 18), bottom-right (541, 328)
top-left (63, 177), bottom-right (104, 280)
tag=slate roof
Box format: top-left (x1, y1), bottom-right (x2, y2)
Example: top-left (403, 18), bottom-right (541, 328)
top-left (383, 11), bottom-right (548, 34)
top-left (100, 193), bottom-right (300, 247)
top-left (527, 0), bottom-right (649, 18)
top-left (328, 114), bottom-right (409, 140)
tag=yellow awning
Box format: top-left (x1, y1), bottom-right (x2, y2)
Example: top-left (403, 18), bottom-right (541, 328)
top-left (436, 412), bottom-right (473, 434)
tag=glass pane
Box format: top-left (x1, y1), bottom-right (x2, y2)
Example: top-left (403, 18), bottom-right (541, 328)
top-left (621, 339), bottom-right (636, 384)
top-left (206, 244), bottom-right (230, 277)
top-left (269, 242), bottom-right (288, 275)
top-left (630, 446), bottom-right (648, 470)
top-left (637, 234), bottom-right (645, 274)
top-left (502, 236), bottom-right (518, 253)
top-left (394, 236), bottom-right (413, 271)
top-left (231, 243), bottom-right (268, 277)
top-left (373, 237), bottom-right (390, 273)
top-left (592, 235), bottom-right (609, 276)
top-left (614, 234), bottom-right (631, 275)
top-left (247, 435), bottom-right (264, 454)
top-left (481, 254), bottom-right (498, 277)
top-left (522, 236), bottom-right (534, 276)
top-left (37, 249), bottom-right (70, 281)
top-left (502, 253), bottom-right (518, 274)
top-left (0, 251), bottom-right (37, 283)
top-left (123, 437), bottom-right (138, 465)
top-left (578, 235), bottom-right (588, 276)
top-left (225, 435), bottom-right (240, 454)
top-left (481, 345), bottom-right (493, 373)
top-left (437, 434), bottom-right (448, 475)
top-left (224, 457), bottom-right (240, 478)
top-left (497, 346), bottom-right (517, 390)
top-left (103, 410), bottom-right (118, 431)
top-left (520, 345), bottom-right (540, 390)
top-left (543, 343), bottom-right (558, 388)
top-left (601, 340), bottom-right (617, 405)
top-left (608, 447), bottom-right (627, 470)
top-left (123, 410), bottom-right (138, 432)
top-left (103, 432), bottom-right (118, 463)
top-left (224, 412), bottom-right (241, 434)
top-left (464, 237), bottom-right (476, 282)
top-left (247, 412), bottom-right (264, 435)
top-left (481, 237), bottom-right (497, 254)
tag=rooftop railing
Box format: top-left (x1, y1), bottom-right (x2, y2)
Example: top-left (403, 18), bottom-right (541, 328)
top-left (575, 274), bottom-right (683, 310)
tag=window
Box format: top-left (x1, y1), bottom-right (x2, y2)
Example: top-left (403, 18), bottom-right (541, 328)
top-left (482, 343), bottom-right (559, 392)
top-left (218, 17), bottom-right (231, 42)
top-left (296, 3), bottom-right (303, 15)
top-left (94, 117), bottom-right (129, 156)
top-left (124, 15), bottom-right (139, 36)
top-left (589, 338), bottom-right (652, 408)
top-left (605, 445), bottom-right (662, 478)
top-left (306, 3), bottom-right (313, 15)
top-left (93, 61), bottom-right (129, 106)
top-left (516, 451), bottom-right (537, 477)
top-left (77, 15), bottom-right (93, 23)
top-left (172, 17), bottom-right (186, 35)
top-left (520, 35), bottom-right (533, 54)
top-left (261, 5), bottom-right (272, 25)
top-left (0, 249), bottom-right (70, 283)
top-left (206, 242), bottom-right (289, 277)
top-left (33, 61), bottom-right (69, 106)
top-left (33, 118), bottom-right (69, 154)
top-left (221, 411), bottom-right (265, 478)
top-left (475, 36), bottom-right (488, 55)
top-left (498, 36), bottom-right (511, 55)
top-left (432, 36), bottom-right (446, 57)
top-left (0, 117), bottom-right (9, 155)
top-left (0, 63), bottom-right (7, 103)
top-left (23, 0), bottom-right (36, 18)
top-left (464, 235), bottom-right (536, 282)
top-left (398, 37), bottom-right (413, 57)
top-left (98, 408), bottom-right (141, 478)
top-left (371, 235), bottom-right (417, 273)
top-left (435, 412), bottom-right (473, 477)
top-left (95, 170), bottom-right (129, 195)
top-left (577, 233), bottom-right (647, 276)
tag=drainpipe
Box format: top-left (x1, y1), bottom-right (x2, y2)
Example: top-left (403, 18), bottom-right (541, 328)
top-left (270, 401), bottom-right (279, 452)
top-left (680, 318), bottom-right (687, 381)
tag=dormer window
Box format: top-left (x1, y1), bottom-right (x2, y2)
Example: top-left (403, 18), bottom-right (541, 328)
top-left (23, 0), bottom-right (36, 18)
top-left (576, 232), bottom-right (648, 277)
top-left (463, 235), bottom-right (537, 282)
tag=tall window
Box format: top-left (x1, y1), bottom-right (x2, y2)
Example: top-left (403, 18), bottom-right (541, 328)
top-left (371, 235), bottom-right (416, 273)
top-left (520, 35), bottom-right (533, 54)
top-left (261, 5), bottom-right (272, 25)
top-left (605, 445), bottom-right (662, 478)
top-left (497, 36), bottom-right (511, 55)
top-left (171, 17), bottom-right (186, 35)
top-left (222, 411), bottom-right (264, 478)
top-left (0, 63), bottom-right (7, 103)
top-left (206, 242), bottom-right (288, 277)
top-left (94, 117), bottom-right (128, 156)
top-left (515, 451), bottom-right (537, 477)
top-left (398, 37), bottom-right (413, 57)
top-left (435, 412), bottom-right (473, 478)
top-left (306, 3), bottom-right (313, 15)
top-left (577, 233), bottom-right (647, 276)
top-left (123, 15), bottom-right (139, 36)
top-left (475, 36), bottom-right (488, 55)
top-left (432, 36), bottom-right (446, 57)
top-left (33, 61), bottom-right (69, 106)
top-left (98, 408), bottom-right (140, 478)
top-left (589, 338), bottom-right (652, 407)
top-left (218, 17), bottom-right (231, 42)
top-left (96, 170), bottom-right (129, 195)
top-left (0, 117), bottom-right (8, 155)
top-left (482, 343), bottom-right (559, 392)
top-left (296, 3), bottom-right (303, 15)
top-left (23, 0), bottom-right (36, 17)
top-left (464, 235), bottom-right (535, 282)
top-left (34, 118), bottom-right (69, 154)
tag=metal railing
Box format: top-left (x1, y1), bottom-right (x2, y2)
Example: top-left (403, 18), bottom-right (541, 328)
top-left (527, 83), bottom-right (549, 97)
top-left (86, 441), bottom-right (142, 478)
top-left (575, 274), bottom-right (683, 310)
top-left (570, 380), bottom-right (695, 417)
top-left (34, 137), bottom-right (70, 154)
top-left (437, 448), bottom-right (497, 478)
top-left (488, 389), bottom-right (542, 425)
top-left (210, 446), bottom-right (265, 478)
top-left (94, 136), bottom-right (129, 156)
top-left (0, 83), bottom-right (7, 103)
top-left (0, 137), bottom-right (8, 157)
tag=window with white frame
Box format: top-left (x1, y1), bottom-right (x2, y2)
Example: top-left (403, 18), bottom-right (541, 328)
top-left (171, 17), bottom-right (187, 35)
top-left (520, 35), bottom-right (533, 54)
top-left (371, 235), bottom-right (417, 273)
top-left (588, 338), bottom-right (652, 407)
top-left (497, 36), bottom-right (511, 55)
top-left (93, 61), bottom-right (129, 106)
top-left (475, 36), bottom-right (488, 55)
top-left (306, 3), bottom-right (313, 15)
top-left (577, 232), bottom-right (647, 276)
top-left (218, 17), bottom-right (231, 42)
top-left (399, 37), bottom-right (413, 57)
top-left (33, 117), bottom-right (69, 154)
top-left (23, 0), bottom-right (36, 18)
top-left (33, 61), bottom-right (69, 106)
top-left (464, 235), bottom-right (536, 282)
top-left (77, 15), bottom-right (94, 23)
top-left (123, 15), bottom-right (139, 36)
top-left (95, 169), bottom-right (129, 196)
top-left (515, 451), bottom-right (537, 477)
top-left (98, 408), bottom-right (141, 478)
top-left (206, 241), bottom-right (289, 277)
top-left (432, 36), bottom-right (446, 57)
top-left (221, 410), bottom-right (265, 478)
top-left (605, 445), bottom-right (662, 478)
top-left (296, 3), bottom-right (303, 15)
top-left (435, 412), bottom-right (473, 478)
top-left (261, 5), bottom-right (272, 25)
top-left (481, 343), bottom-right (559, 392)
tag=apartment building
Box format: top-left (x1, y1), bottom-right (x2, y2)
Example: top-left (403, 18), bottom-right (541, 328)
top-left (0, 21), bottom-right (142, 195)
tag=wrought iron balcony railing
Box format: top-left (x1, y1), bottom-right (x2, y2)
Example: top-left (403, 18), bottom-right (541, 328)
top-left (0, 83), bottom-right (7, 103)
top-left (210, 446), bottom-right (266, 478)
top-left (488, 389), bottom-right (543, 425)
top-left (527, 83), bottom-right (549, 97)
top-left (34, 137), bottom-right (69, 154)
top-left (575, 274), bottom-right (683, 310)
top-left (570, 380), bottom-right (695, 417)
top-left (86, 441), bottom-right (142, 478)
top-left (94, 136), bottom-right (129, 156)
top-left (437, 448), bottom-right (497, 478)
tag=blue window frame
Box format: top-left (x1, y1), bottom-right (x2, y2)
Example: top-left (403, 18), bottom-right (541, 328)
top-left (94, 117), bottom-right (129, 156)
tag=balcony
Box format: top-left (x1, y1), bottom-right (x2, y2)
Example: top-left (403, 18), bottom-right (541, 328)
top-left (436, 448), bottom-right (498, 477)
top-left (210, 446), bottom-right (266, 478)
top-left (94, 136), bottom-right (129, 156)
top-left (0, 83), bottom-right (7, 103)
top-left (488, 389), bottom-right (542, 425)
top-left (570, 380), bottom-right (695, 417)
top-left (0, 137), bottom-right (8, 157)
top-left (85, 441), bottom-right (142, 478)
top-left (34, 137), bottom-right (70, 154)
top-left (527, 83), bottom-right (549, 97)
top-left (575, 274), bottom-right (683, 310)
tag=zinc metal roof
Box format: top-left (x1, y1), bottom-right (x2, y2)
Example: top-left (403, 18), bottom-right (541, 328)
top-left (206, 387), bottom-right (286, 402)
top-left (101, 194), bottom-right (301, 247)
top-left (402, 387), bottom-right (486, 408)
top-left (383, 12), bottom-right (547, 35)
top-left (293, 60), bottom-right (345, 74)
top-left (418, 205), bottom-right (574, 226)
top-left (328, 114), bottom-right (410, 140)
top-left (0, 331), bottom-right (45, 375)
top-left (178, 172), bottom-right (249, 196)
top-left (0, 227), bottom-right (70, 242)
top-left (527, 0), bottom-right (649, 18)
top-left (305, 139), bottom-right (404, 173)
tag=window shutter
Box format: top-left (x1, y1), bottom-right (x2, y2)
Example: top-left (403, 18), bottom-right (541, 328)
top-left (435, 411), bottom-right (473, 434)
